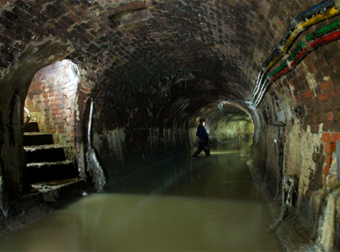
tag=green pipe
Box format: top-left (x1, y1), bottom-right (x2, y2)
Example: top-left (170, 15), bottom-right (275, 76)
top-left (269, 18), bottom-right (340, 79)
top-left (287, 41), bottom-right (304, 61)
top-left (268, 62), bottom-right (287, 78)
top-left (306, 18), bottom-right (340, 41)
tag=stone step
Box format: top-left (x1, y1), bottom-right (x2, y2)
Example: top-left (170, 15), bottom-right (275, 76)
top-left (24, 145), bottom-right (66, 163)
top-left (23, 122), bottom-right (39, 132)
top-left (24, 132), bottom-right (54, 146)
top-left (26, 160), bottom-right (78, 184)
top-left (31, 178), bottom-right (86, 205)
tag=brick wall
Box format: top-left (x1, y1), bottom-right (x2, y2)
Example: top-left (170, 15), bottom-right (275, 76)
top-left (1, 0), bottom-right (340, 244)
top-left (255, 33), bottom-right (340, 241)
top-left (25, 60), bottom-right (79, 159)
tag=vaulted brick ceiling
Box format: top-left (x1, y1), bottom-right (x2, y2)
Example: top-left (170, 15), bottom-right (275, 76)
top-left (0, 0), bottom-right (321, 126)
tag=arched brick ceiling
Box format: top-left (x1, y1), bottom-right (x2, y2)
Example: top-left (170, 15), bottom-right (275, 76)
top-left (0, 0), bottom-right (322, 122)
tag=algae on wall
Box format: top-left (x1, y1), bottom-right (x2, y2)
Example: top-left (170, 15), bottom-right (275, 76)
top-left (283, 123), bottom-right (323, 215)
top-left (93, 128), bottom-right (126, 164)
top-left (211, 119), bottom-right (254, 142)
top-left (103, 129), bottom-right (126, 163)
top-left (262, 119), bottom-right (340, 250)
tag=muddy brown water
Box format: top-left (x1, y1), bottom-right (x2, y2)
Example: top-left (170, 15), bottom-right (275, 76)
top-left (0, 142), bottom-right (282, 251)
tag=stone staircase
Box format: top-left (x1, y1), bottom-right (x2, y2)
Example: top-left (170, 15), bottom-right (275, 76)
top-left (23, 122), bottom-right (79, 184)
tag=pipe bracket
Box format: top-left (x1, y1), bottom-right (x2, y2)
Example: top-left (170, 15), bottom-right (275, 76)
top-left (297, 24), bottom-right (306, 32)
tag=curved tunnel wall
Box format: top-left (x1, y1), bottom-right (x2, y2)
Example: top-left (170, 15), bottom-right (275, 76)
top-left (250, 1), bottom-right (340, 246)
top-left (257, 42), bottom-right (340, 246)
top-left (0, 0), bottom-right (340, 249)
top-left (90, 97), bottom-right (255, 183)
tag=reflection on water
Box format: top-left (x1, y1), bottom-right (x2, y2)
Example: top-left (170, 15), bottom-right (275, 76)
top-left (0, 142), bottom-right (282, 251)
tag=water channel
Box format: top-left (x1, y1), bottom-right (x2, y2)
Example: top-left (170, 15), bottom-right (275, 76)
top-left (0, 141), bottom-right (282, 251)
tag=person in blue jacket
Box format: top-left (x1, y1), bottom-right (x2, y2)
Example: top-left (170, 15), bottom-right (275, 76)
top-left (192, 119), bottom-right (210, 157)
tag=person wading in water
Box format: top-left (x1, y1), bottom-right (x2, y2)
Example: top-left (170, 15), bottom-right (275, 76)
top-left (192, 118), bottom-right (210, 157)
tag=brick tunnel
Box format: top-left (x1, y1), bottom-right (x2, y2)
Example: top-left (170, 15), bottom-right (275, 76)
top-left (1, 0), bottom-right (340, 251)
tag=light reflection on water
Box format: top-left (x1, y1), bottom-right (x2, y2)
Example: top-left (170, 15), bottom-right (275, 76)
top-left (0, 142), bottom-right (282, 251)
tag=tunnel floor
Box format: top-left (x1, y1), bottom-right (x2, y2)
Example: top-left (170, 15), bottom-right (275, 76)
top-left (0, 142), bottom-right (282, 251)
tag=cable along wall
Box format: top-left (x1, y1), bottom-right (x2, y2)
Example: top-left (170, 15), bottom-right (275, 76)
top-left (219, 0), bottom-right (340, 111)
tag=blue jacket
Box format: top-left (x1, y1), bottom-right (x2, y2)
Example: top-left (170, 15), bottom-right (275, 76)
top-left (196, 125), bottom-right (209, 141)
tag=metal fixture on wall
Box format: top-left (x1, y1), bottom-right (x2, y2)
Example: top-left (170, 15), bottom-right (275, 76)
top-left (269, 175), bottom-right (298, 230)
top-left (336, 141), bottom-right (340, 181)
top-left (268, 122), bottom-right (286, 200)
top-left (86, 98), bottom-right (106, 192)
top-left (292, 105), bottom-right (304, 118)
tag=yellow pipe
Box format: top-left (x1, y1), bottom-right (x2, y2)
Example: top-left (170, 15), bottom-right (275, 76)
top-left (265, 52), bottom-right (284, 71)
top-left (283, 7), bottom-right (340, 53)
top-left (301, 6), bottom-right (339, 29)
top-left (282, 29), bottom-right (301, 53)
top-left (265, 6), bottom-right (340, 72)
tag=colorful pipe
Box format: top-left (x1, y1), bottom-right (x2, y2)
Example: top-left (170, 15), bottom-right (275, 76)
top-left (252, 29), bottom-right (340, 109)
top-left (262, 6), bottom-right (339, 72)
top-left (221, 0), bottom-right (340, 112)
top-left (268, 17), bottom-right (340, 82)
top-left (272, 4), bottom-right (339, 66)
top-left (295, 0), bottom-right (335, 22)
top-left (270, 18), bottom-right (340, 80)
top-left (252, 1), bottom-right (339, 103)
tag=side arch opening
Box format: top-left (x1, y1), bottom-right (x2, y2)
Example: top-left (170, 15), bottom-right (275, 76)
top-left (23, 59), bottom-right (80, 185)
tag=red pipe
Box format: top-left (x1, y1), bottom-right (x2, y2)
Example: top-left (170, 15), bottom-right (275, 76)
top-left (269, 30), bottom-right (340, 82)
top-left (257, 29), bottom-right (340, 106)
top-left (294, 48), bottom-right (309, 62)
top-left (270, 66), bottom-right (291, 81)
top-left (286, 48), bottom-right (310, 69)
top-left (310, 30), bottom-right (340, 48)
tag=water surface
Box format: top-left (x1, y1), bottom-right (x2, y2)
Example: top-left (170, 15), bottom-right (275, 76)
top-left (0, 142), bottom-right (282, 251)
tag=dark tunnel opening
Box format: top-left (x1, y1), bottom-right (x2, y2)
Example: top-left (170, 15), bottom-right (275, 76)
top-left (87, 95), bottom-right (256, 186)
top-left (188, 101), bottom-right (255, 146)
